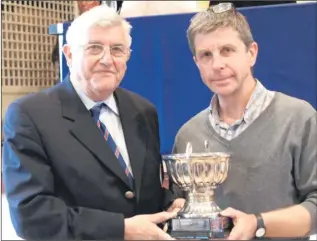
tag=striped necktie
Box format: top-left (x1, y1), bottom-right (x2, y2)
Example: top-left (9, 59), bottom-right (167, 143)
top-left (90, 103), bottom-right (134, 188)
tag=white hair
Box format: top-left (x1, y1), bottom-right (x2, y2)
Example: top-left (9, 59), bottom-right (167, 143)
top-left (66, 4), bottom-right (132, 48)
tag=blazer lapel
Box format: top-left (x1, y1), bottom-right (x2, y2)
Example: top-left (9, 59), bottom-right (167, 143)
top-left (57, 78), bottom-right (132, 189)
top-left (115, 88), bottom-right (147, 203)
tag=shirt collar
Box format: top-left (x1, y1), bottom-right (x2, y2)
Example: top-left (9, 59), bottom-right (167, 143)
top-left (70, 76), bottom-right (119, 116)
top-left (244, 79), bottom-right (265, 112)
top-left (209, 79), bottom-right (266, 124)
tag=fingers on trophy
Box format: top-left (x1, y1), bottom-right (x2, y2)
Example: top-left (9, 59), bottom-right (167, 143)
top-left (162, 141), bottom-right (233, 240)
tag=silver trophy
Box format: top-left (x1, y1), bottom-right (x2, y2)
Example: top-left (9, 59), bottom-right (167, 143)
top-left (162, 142), bottom-right (232, 239)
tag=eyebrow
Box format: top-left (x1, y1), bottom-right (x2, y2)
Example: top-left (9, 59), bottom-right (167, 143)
top-left (87, 41), bottom-right (103, 45)
top-left (221, 44), bottom-right (236, 49)
top-left (197, 44), bottom-right (237, 52)
top-left (87, 41), bottom-right (126, 47)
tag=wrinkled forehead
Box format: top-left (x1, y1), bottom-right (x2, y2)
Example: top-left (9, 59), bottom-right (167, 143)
top-left (75, 24), bottom-right (129, 47)
top-left (194, 27), bottom-right (244, 51)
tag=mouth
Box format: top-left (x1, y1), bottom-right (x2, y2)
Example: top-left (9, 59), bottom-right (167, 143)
top-left (95, 71), bottom-right (116, 75)
top-left (213, 76), bottom-right (232, 82)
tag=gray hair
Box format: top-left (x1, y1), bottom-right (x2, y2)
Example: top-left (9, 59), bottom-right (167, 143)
top-left (66, 4), bottom-right (132, 48)
top-left (187, 7), bottom-right (254, 55)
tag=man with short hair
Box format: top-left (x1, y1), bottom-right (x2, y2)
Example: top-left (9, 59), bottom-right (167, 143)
top-left (172, 3), bottom-right (317, 240)
top-left (3, 5), bottom-right (179, 240)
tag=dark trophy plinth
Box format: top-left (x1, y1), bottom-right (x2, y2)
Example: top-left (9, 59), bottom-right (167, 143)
top-left (163, 150), bottom-right (233, 240)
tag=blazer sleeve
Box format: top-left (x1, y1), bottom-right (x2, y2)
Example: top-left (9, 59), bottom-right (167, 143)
top-left (148, 105), bottom-right (182, 208)
top-left (2, 102), bottom-right (125, 240)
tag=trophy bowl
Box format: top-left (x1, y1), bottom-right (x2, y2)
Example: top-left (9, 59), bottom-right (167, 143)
top-left (162, 152), bottom-right (233, 240)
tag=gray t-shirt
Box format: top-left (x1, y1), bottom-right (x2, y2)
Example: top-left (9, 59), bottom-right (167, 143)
top-left (173, 92), bottom-right (317, 235)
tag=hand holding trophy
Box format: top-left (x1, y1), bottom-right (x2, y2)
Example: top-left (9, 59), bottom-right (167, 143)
top-left (162, 141), bottom-right (233, 239)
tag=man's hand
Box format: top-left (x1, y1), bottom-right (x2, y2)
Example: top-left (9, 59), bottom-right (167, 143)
top-left (124, 211), bottom-right (177, 240)
top-left (167, 198), bottom-right (185, 213)
top-left (220, 207), bottom-right (257, 240)
top-left (162, 198), bottom-right (186, 232)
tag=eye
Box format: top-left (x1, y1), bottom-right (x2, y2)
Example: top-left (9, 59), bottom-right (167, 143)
top-left (86, 44), bottom-right (103, 55)
top-left (111, 46), bottom-right (124, 55)
top-left (222, 47), bottom-right (234, 55)
top-left (202, 51), bottom-right (212, 57)
top-left (197, 50), bottom-right (213, 62)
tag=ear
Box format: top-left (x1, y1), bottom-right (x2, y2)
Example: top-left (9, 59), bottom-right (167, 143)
top-left (62, 44), bottom-right (73, 67)
top-left (126, 51), bottom-right (132, 62)
top-left (193, 55), bottom-right (199, 69)
top-left (247, 42), bottom-right (258, 68)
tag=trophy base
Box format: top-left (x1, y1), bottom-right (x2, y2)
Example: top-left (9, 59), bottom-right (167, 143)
top-left (168, 215), bottom-right (233, 240)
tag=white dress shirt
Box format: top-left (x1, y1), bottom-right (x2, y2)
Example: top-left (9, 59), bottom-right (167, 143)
top-left (71, 79), bottom-right (133, 176)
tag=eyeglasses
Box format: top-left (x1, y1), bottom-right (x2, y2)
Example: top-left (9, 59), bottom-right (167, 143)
top-left (83, 43), bottom-right (132, 59)
top-left (209, 2), bottom-right (233, 13)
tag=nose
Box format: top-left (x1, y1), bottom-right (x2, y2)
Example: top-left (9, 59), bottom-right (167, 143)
top-left (99, 50), bottom-right (113, 65)
top-left (211, 55), bottom-right (225, 70)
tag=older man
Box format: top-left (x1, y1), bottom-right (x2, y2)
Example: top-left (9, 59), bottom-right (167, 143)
top-left (172, 3), bottom-right (317, 240)
top-left (2, 5), bottom-right (179, 240)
